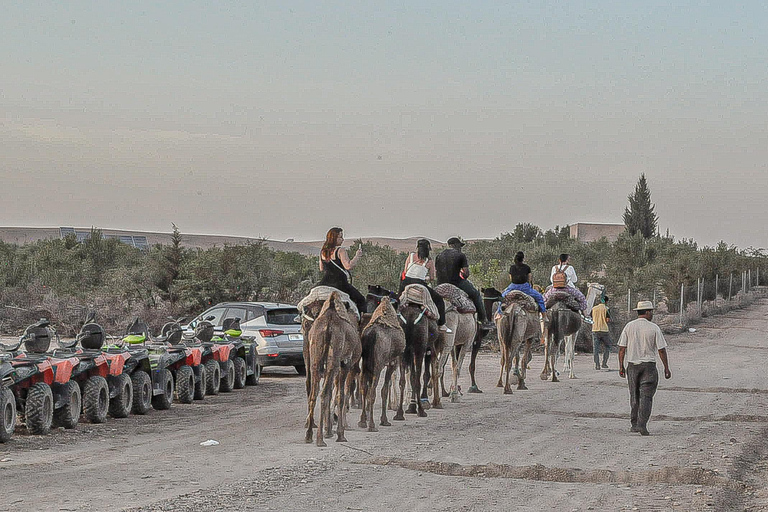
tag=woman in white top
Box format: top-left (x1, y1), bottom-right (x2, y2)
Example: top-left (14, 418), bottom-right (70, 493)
top-left (398, 239), bottom-right (447, 329)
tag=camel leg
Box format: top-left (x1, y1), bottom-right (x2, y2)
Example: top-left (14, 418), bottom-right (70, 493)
top-left (366, 372), bottom-right (380, 432)
top-left (503, 344), bottom-right (513, 395)
top-left (431, 346), bottom-right (443, 409)
top-left (394, 362), bottom-right (406, 421)
top-left (316, 372), bottom-right (333, 447)
top-left (380, 363), bottom-right (396, 426)
top-left (518, 340), bottom-right (530, 390)
top-left (336, 367), bottom-right (350, 442)
top-left (420, 351), bottom-right (431, 410)
top-left (437, 343), bottom-right (452, 398)
top-left (358, 375), bottom-right (369, 429)
top-left (497, 344), bottom-right (505, 388)
top-left (551, 342), bottom-right (560, 383)
top-left (467, 332), bottom-right (483, 393)
top-left (412, 351), bottom-right (427, 417)
top-left (565, 334), bottom-right (576, 379)
top-left (540, 335), bottom-right (550, 380)
top-left (305, 368), bottom-right (321, 443)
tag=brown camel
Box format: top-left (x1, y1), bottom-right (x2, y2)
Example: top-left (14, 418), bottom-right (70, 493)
top-left (304, 292), bottom-right (362, 447)
top-left (357, 299), bottom-right (405, 431)
top-left (495, 292), bottom-right (541, 394)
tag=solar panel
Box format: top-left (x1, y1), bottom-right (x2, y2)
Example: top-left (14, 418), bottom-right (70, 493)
top-left (59, 227), bottom-right (75, 238)
top-left (132, 236), bottom-right (148, 250)
top-left (76, 231), bottom-right (90, 242)
top-left (119, 236), bottom-right (135, 245)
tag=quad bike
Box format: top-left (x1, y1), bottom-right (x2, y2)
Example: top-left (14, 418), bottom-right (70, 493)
top-left (213, 317), bottom-right (261, 389)
top-left (184, 319), bottom-right (236, 396)
top-left (51, 313), bottom-right (134, 422)
top-left (0, 319), bottom-right (79, 438)
top-left (100, 320), bottom-right (156, 415)
top-left (155, 318), bottom-right (205, 404)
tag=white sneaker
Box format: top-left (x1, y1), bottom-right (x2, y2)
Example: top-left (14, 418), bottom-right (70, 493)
top-left (439, 325), bottom-right (452, 334)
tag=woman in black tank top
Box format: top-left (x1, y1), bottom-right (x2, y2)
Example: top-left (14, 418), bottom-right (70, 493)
top-left (317, 227), bottom-right (366, 313)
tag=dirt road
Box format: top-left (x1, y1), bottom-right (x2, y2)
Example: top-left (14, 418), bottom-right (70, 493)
top-left (2, 300), bottom-right (767, 512)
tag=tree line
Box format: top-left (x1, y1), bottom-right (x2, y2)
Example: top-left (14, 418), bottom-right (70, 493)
top-left (1, 223), bottom-right (765, 336)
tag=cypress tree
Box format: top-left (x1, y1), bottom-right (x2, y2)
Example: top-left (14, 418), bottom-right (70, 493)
top-left (623, 173), bottom-right (658, 238)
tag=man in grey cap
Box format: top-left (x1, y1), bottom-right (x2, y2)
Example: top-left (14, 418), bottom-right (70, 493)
top-left (617, 300), bottom-right (672, 436)
top-left (435, 237), bottom-right (492, 329)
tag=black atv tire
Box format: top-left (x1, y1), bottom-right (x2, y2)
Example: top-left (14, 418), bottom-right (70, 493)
top-left (220, 359), bottom-right (235, 393)
top-left (151, 368), bottom-right (174, 411)
top-left (131, 370), bottom-right (152, 415)
top-left (109, 374), bottom-right (133, 419)
top-left (175, 365), bottom-right (194, 404)
top-left (194, 364), bottom-right (207, 401)
top-left (0, 385), bottom-right (17, 443)
top-left (246, 361), bottom-right (261, 386)
top-left (295, 364), bottom-right (307, 376)
top-left (25, 382), bottom-right (53, 435)
top-left (83, 376), bottom-right (109, 424)
top-left (53, 381), bottom-right (81, 429)
top-left (205, 359), bottom-right (220, 396)
top-left (233, 357), bottom-right (247, 389)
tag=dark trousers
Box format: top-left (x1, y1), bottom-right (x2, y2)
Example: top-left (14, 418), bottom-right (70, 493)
top-left (318, 278), bottom-right (367, 316)
top-left (626, 362), bottom-right (659, 430)
top-left (592, 331), bottom-right (611, 367)
top-left (450, 279), bottom-right (488, 322)
top-left (399, 277), bottom-right (446, 325)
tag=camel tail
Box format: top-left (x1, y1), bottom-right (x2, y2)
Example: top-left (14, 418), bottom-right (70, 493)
top-left (548, 309), bottom-right (560, 347)
top-left (361, 329), bottom-right (376, 382)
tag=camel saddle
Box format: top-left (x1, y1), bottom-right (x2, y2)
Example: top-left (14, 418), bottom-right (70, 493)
top-left (545, 290), bottom-right (581, 313)
top-left (502, 290), bottom-right (538, 313)
top-left (366, 299), bottom-right (402, 331)
top-left (399, 284), bottom-right (439, 320)
top-left (434, 283), bottom-right (476, 314)
top-left (297, 286), bottom-right (360, 320)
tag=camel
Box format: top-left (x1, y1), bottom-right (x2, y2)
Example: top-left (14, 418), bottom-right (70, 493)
top-left (358, 299), bottom-right (405, 431)
top-left (433, 284), bottom-right (478, 404)
top-left (393, 302), bottom-right (433, 419)
top-left (304, 292), bottom-right (362, 447)
top-left (495, 292), bottom-right (541, 394)
top-left (540, 301), bottom-right (582, 382)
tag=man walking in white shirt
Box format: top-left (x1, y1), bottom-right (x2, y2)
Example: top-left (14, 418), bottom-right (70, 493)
top-left (618, 301), bottom-right (672, 436)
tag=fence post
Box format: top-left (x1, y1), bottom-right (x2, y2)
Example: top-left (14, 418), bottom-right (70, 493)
top-left (698, 278), bottom-right (702, 317)
top-left (729, 273), bottom-right (733, 301)
top-left (715, 274), bottom-right (719, 302)
top-left (627, 288), bottom-right (631, 313)
top-left (749, 269), bottom-right (752, 291)
top-left (653, 288), bottom-right (657, 306)
top-left (680, 283), bottom-right (684, 326)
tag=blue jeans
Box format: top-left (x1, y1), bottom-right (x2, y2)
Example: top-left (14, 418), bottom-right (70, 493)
top-left (592, 331), bottom-right (611, 367)
top-left (501, 282), bottom-right (546, 313)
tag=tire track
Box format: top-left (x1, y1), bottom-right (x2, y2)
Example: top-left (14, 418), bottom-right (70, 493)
top-left (361, 456), bottom-right (741, 489)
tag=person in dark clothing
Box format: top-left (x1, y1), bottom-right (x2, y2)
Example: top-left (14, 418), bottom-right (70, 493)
top-left (435, 237), bottom-right (493, 329)
top-left (398, 238), bottom-right (449, 331)
top-left (499, 251), bottom-right (546, 313)
top-left (316, 227), bottom-right (366, 314)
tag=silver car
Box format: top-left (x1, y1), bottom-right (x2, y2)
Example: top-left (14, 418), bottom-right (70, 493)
top-left (185, 302), bottom-right (305, 375)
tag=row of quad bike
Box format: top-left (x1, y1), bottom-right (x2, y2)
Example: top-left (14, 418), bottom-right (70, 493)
top-left (0, 314), bottom-right (262, 443)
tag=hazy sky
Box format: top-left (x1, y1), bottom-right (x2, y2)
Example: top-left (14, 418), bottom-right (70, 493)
top-left (2, 2), bottom-right (766, 249)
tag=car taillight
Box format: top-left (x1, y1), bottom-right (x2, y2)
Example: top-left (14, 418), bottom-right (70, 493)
top-left (258, 329), bottom-right (284, 338)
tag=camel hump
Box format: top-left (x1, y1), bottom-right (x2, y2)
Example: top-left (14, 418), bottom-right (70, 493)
top-left (502, 291), bottom-right (538, 312)
top-left (367, 298), bottom-right (401, 330)
top-left (434, 283), bottom-right (476, 314)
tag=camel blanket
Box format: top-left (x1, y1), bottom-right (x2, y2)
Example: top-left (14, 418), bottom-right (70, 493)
top-left (297, 286), bottom-right (360, 320)
top-left (399, 284), bottom-right (438, 320)
top-left (434, 283), bottom-right (476, 314)
top-left (365, 300), bottom-right (403, 331)
top-left (544, 290), bottom-right (581, 313)
top-left (502, 290), bottom-right (539, 313)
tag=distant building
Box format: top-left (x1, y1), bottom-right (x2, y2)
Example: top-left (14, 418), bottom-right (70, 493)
top-left (570, 223), bottom-right (625, 243)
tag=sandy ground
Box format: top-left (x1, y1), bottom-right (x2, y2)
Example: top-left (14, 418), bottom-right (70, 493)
top-left (1, 300), bottom-right (767, 512)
